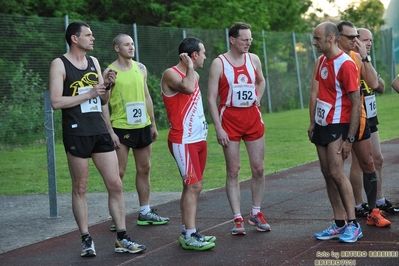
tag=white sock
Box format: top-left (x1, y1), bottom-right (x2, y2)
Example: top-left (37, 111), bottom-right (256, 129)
top-left (355, 203), bottom-right (363, 210)
top-left (376, 198), bottom-right (385, 206)
top-left (185, 228), bottom-right (196, 239)
top-left (252, 206), bottom-right (261, 215)
top-left (181, 225), bottom-right (186, 233)
top-left (140, 205), bottom-right (151, 215)
top-left (233, 213), bottom-right (242, 220)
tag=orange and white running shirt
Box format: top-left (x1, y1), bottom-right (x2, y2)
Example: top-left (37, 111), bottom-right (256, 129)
top-left (217, 53), bottom-right (258, 108)
top-left (162, 66), bottom-right (208, 144)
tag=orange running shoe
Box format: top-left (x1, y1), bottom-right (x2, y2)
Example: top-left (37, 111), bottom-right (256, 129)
top-left (366, 208), bottom-right (391, 227)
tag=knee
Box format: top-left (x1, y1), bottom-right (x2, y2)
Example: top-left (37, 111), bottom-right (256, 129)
top-left (373, 153), bottom-right (383, 169)
top-left (252, 164), bottom-right (264, 178)
top-left (227, 165), bottom-right (240, 179)
top-left (72, 180), bottom-right (88, 195)
top-left (137, 163), bottom-right (151, 176)
top-left (107, 177), bottom-right (123, 194)
top-left (119, 168), bottom-right (126, 180)
top-left (186, 181), bottom-right (202, 194)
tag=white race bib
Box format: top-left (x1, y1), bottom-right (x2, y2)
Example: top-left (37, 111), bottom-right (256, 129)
top-left (231, 83), bottom-right (256, 107)
top-left (126, 101), bottom-right (147, 125)
top-left (364, 95), bottom-right (377, 119)
top-left (315, 98), bottom-right (332, 126)
top-left (78, 86), bottom-right (101, 113)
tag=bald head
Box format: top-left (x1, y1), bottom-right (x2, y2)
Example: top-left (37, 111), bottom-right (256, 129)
top-left (113, 34), bottom-right (131, 47)
top-left (358, 28), bottom-right (373, 53)
top-left (315, 22), bottom-right (339, 42)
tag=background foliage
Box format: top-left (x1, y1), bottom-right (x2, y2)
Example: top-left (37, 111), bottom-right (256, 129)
top-left (0, 0), bottom-right (392, 149)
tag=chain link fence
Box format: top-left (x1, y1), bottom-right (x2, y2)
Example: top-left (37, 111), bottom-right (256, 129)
top-left (0, 14), bottom-right (395, 149)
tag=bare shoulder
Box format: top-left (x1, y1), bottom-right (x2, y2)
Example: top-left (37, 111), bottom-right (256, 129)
top-left (249, 53), bottom-right (261, 63)
top-left (135, 61), bottom-right (147, 70)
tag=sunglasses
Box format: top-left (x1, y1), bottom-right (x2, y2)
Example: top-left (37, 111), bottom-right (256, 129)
top-left (340, 33), bottom-right (360, 40)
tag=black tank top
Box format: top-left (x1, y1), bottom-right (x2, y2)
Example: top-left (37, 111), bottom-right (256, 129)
top-left (360, 78), bottom-right (379, 127)
top-left (60, 55), bottom-right (108, 137)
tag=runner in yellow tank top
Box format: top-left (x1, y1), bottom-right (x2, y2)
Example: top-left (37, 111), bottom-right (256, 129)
top-left (102, 34), bottom-right (169, 230)
top-left (108, 61), bottom-right (151, 129)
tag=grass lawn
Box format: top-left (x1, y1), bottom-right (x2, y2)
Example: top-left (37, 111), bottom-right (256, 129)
top-left (1, 93), bottom-right (398, 195)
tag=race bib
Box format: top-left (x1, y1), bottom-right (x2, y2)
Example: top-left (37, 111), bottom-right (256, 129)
top-left (315, 98), bottom-right (332, 126)
top-left (231, 83), bottom-right (256, 107)
top-left (364, 95), bottom-right (377, 119)
top-left (78, 86), bottom-right (101, 113)
top-left (126, 101), bottom-right (147, 125)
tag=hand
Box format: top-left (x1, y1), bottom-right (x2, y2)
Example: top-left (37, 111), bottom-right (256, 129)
top-left (111, 132), bottom-right (121, 149)
top-left (216, 129), bottom-right (230, 148)
top-left (105, 69), bottom-right (117, 86)
top-left (353, 39), bottom-right (367, 59)
top-left (179, 53), bottom-right (194, 69)
top-left (338, 140), bottom-right (352, 160)
top-left (307, 123), bottom-right (315, 141)
top-left (151, 124), bottom-right (158, 142)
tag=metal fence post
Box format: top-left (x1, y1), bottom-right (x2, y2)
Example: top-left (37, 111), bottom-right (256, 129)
top-left (262, 30), bottom-right (272, 113)
top-left (65, 15), bottom-right (69, 53)
top-left (133, 23), bottom-right (139, 62)
top-left (225, 28), bottom-right (230, 51)
top-left (292, 32), bottom-right (303, 109)
top-left (44, 91), bottom-right (58, 218)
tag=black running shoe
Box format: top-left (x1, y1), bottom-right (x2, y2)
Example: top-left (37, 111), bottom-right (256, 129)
top-left (81, 236), bottom-right (96, 257)
top-left (377, 199), bottom-right (399, 214)
top-left (355, 202), bottom-right (369, 217)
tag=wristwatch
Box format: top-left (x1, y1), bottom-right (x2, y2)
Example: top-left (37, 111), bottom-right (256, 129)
top-left (362, 55), bottom-right (371, 62)
top-left (347, 136), bottom-right (355, 143)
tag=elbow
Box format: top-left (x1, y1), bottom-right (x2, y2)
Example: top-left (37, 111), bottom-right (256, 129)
top-left (50, 102), bottom-right (61, 110)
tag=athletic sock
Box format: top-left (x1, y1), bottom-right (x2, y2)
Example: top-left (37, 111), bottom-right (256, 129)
top-left (233, 214), bottom-right (242, 220)
top-left (117, 230), bottom-right (127, 240)
top-left (181, 224), bottom-right (186, 233)
top-left (376, 198), bottom-right (385, 206)
top-left (363, 172), bottom-right (377, 209)
top-left (348, 219), bottom-right (358, 227)
top-left (335, 220), bottom-right (346, 227)
top-left (140, 205), bottom-right (151, 215)
top-left (252, 206), bottom-right (261, 215)
top-left (81, 232), bottom-right (90, 241)
top-left (355, 203), bottom-right (363, 210)
top-left (185, 228), bottom-right (196, 239)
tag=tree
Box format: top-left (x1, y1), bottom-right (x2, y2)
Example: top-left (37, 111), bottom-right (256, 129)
top-left (1, 0), bottom-right (313, 32)
top-left (163, 0), bottom-right (312, 32)
top-left (339, 0), bottom-right (385, 32)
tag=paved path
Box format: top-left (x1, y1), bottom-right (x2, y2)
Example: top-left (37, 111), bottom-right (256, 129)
top-left (1, 139), bottom-right (399, 265)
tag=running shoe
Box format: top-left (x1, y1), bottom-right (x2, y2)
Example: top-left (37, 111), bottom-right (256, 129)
top-left (181, 232), bottom-right (215, 251)
top-left (179, 231), bottom-right (216, 245)
top-left (115, 235), bottom-right (146, 254)
top-left (110, 219), bottom-right (116, 232)
top-left (232, 217), bottom-right (246, 235)
top-left (81, 236), bottom-right (96, 257)
top-left (355, 202), bottom-right (369, 217)
top-left (137, 209), bottom-right (169, 225)
top-left (339, 222), bottom-right (363, 243)
top-left (248, 211), bottom-right (271, 232)
top-left (377, 199), bottom-right (399, 215)
top-left (366, 208), bottom-right (391, 227)
top-left (314, 222), bottom-right (346, 240)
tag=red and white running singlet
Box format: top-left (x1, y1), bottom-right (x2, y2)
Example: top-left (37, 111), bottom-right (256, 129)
top-left (162, 66), bottom-right (208, 144)
top-left (315, 51), bottom-right (359, 126)
top-left (217, 53), bottom-right (258, 108)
